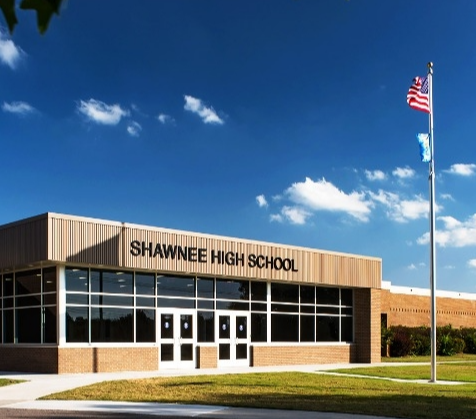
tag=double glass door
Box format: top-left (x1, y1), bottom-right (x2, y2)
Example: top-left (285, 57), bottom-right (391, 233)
top-left (217, 312), bottom-right (250, 367)
top-left (159, 310), bottom-right (195, 369)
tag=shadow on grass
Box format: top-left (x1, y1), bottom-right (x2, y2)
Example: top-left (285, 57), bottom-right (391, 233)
top-left (178, 392), bottom-right (476, 419)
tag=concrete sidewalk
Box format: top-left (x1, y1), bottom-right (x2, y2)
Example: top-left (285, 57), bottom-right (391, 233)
top-left (0, 363), bottom-right (440, 418)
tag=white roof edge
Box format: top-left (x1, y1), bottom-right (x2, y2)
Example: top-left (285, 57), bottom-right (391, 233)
top-left (382, 280), bottom-right (476, 301)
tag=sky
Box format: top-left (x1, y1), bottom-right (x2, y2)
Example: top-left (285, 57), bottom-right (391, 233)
top-left (1, 1), bottom-right (476, 293)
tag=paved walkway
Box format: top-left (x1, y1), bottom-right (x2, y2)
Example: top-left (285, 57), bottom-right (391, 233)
top-left (0, 363), bottom-right (461, 418)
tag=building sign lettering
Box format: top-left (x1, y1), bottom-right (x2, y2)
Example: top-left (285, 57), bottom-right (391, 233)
top-left (130, 240), bottom-right (298, 272)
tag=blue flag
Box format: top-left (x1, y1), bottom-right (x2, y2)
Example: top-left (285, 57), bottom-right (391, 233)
top-left (417, 133), bottom-right (431, 163)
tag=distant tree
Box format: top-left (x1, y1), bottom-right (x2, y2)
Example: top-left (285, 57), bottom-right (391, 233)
top-left (0, 0), bottom-right (64, 34)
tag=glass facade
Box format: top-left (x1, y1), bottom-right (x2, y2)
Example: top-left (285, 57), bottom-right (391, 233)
top-left (0, 267), bottom-right (57, 344)
top-left (63, 267), bottom-right (354, 345)
top-left (0, 266), bottom-right (353, 346)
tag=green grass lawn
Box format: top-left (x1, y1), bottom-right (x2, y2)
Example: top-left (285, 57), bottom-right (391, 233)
top-left (0, 378), bottom-right (23, 387)
top-left (43, 369), bottom-right (476, 419)
top-left (383, 353), bottom-right (476, 363)
top-left (335, 362), bottom-right (476, 382)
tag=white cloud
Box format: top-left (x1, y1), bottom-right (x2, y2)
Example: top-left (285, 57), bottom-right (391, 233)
top-left (407, 262), bottom-right (425, 270)
top-left (285, 177), bottom-right (372, 222)
top-left (368, 190), bottom-right (430, 223)
top-left (78, 99), bottom-right (129, 125)
top-left (157, 113), bottom-right (175, 124)
top-left (444, 163), bottom-right (476, 176)
top-left (439, 216), bottom-right (461, 230)
top-left (467, 259), bottom-right (476, 269)
top-left (2, 101), bottom-right (36, 115)
top-left (280, 206), bottom-right (312, 225)
top-left (270, 213), bottom-right (283, 223)
top-left (0, 32), bottom-right (23, 69)
top-left (256, 195), bottom-right (268, 208)
top-left (417, 214), bottom-right (476, 247)
top-left (444, 265), bottom-right (455, 270)
top-left (392, 166), bottom-right (415, 179)
top-left (127, 121), bottom-right (142, 137)
top-left (365, 170), bottom-right (386, 181)
top-left (184, 95), bottom-right (224, 125)
top-left (440, 193), bottom-right (454, 201)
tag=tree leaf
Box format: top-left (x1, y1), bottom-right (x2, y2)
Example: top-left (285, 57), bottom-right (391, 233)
top-left (20, 0), bottom-right (63, 34)
top-left (0, 0), bottom-right (18, 33)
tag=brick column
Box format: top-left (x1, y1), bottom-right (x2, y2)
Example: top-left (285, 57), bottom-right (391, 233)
top-left (354, 288), bottom-right (381, 363)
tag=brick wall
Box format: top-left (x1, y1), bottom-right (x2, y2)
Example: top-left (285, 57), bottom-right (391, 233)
top-left (251, 344), bottom-right (355, 366)
top-left (354, 288), bottom-right (381, 363)
top-left (0, 347), bottom-right (58, 373)
top-left (58, 347), bottom-right (158, 373)
top-left (381, 289), bottom-right (476, 328)
top-left (196, 345), bottom-right (217, 368)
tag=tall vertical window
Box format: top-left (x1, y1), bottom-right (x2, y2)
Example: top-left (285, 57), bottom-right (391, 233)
top-left (197, 277), bottom-right (214, 342)
top-left (2, 273), bottom-right (14, 343)
top-left (251, 281), bottom-right (267, 342)
top-left (271, 284), bottom-right (299, 342)
top-left (42, 267), bottom-right (57, 343)
top-left (66, 268), bottom-right (90, 343)
top-left (135, 272), bottom-right (155, 342)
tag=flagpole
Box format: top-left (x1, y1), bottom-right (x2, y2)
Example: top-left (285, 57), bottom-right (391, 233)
top-left (427, 61), bottom-right (437, 383)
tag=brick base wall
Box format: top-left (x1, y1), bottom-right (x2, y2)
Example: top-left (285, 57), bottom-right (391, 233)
top-left (251, 344), bottom-right (355, 366)
top-left (58, 347), bottom-right (158, 373)
top-left (0, 347), bottom-right (58, 373)
top-left (381, 289), bottom-right (476, 328)
top-left (196, 346), bottom-right (217, 368)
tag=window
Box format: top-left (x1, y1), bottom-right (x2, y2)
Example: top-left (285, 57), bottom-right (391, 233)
top-left (271, 313), bottom-right (299, 342)
top-left (216, 279), bottom-right (249, 311)
top-left (66, 306), bottom-right (89, 343)
top-left (0, 268), bottom-right (57, 345)
top-left (66, 268), bottom-right (89, 292)
top-left (216, 279), bottom-right (249, 300)
top-left (316, 316), bottom-right (339, 342)
top-left (16, 307), bottom-right (41, 343)
top-left (251, 282), bottom-right (267, 302)
top-left (197, 311), bottom-right (214, 342)
top-left (251, 313), bottom-right (267, 342)
top-left (197, 277), bottom-right (214, 299)
top-left (91, 307), bottom-right (133, 343)
top-left (136, 309), bottom-right (155, 342)
top-left (92, 270), bottom-right (133, 294)
top-left (135, 273), bottom-right (155, 296)
top-left (157, 275), bottom-right (194, 298)
top-left (271, 283), bottom-right (298, 303)
top-left (300, 315), bottom-right (315, 342)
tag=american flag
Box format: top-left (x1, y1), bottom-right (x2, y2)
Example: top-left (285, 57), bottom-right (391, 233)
top-left (407, 76), bottom-right (430, 113)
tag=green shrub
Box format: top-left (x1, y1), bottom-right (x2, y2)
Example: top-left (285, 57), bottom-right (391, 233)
top-left (385, 325), bottom-right (476, 358)
top-left (437, 334), bottom-right (455, 356)
top-left (389, 327), bottom-right (414, 357)
top-left (461, 329), bottom-right (476, 354)
top-left (411, 327), bottom-right (431, 356)
top-left (453, 337), bottom-right (466, 354)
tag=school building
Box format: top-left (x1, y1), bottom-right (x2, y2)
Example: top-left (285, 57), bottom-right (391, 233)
top-left (0, 212), bottom-right (474, 374)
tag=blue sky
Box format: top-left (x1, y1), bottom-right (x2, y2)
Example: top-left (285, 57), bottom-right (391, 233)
top-left (1, 1), bottom-right (476, 293)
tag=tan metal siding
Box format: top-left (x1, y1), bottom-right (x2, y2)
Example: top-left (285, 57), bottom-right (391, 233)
top-left (49, 215), bottom-right (123, 266)
top-left (2, 213), bottom-right (381, 289)
top-left (0, 214), bottom-right (48, 269)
